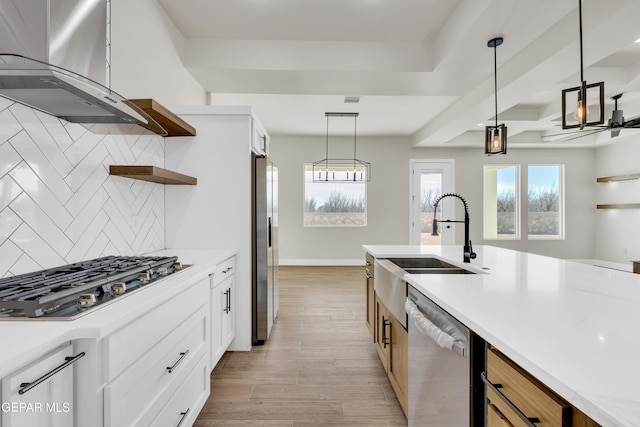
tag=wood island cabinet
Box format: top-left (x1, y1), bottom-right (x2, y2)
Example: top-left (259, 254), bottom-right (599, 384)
top-left (365, 252), bottom-right (375, 340)
top-left (367, 253), bottom-right (408, 417)
top-left (485, 347), bottom-right (600, 427)
top-left (373, 294), bottom-right (408, 416)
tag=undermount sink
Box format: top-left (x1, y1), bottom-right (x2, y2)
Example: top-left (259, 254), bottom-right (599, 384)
top-left (373, 257), bottom-right (475, 329)
top-left (386, 258), bottom-right (475, 274)
top-left (403, 267), bottom-right (475, 274)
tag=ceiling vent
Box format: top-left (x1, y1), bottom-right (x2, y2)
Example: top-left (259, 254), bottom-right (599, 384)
top-left (344, 96), bottom-right (360, 104)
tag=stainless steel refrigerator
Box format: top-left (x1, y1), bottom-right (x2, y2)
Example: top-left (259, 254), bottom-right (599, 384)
top-left (252, 155), bottom-right (279, 345)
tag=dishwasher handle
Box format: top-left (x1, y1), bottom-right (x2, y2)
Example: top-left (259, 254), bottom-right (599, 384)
top-left (405, 298), bottom-right (467, 357)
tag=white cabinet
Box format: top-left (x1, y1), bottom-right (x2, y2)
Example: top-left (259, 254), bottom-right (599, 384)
top-left (102, 277), bottom-right (210, 427)
top-left (166, 106), bottom-right (270, 352)
top-left (210, 255), bottom-right (236, 369)
top-left (252, 119), bottom-right (269, 155)
top-left (1, 343), bottom-right (80, 427)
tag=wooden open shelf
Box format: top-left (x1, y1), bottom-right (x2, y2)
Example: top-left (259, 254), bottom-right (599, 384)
top-left (128, 99), bottom-right (196, 137)
top-left (596, 203), bottom-right (640, 209)
top-left (109, 166), bottom-right (197, 185)
top-left (597, 173), bottom-right (640, 183)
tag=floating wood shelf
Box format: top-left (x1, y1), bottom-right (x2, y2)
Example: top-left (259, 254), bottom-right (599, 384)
top-left (596, 203), bottom-right (640, 209)
top-left (128, 99), bottom-right (196, 137)
top-left (596, 173), bottom-right (640, 183)
top-left (109, 166), bottom-right (197, 185)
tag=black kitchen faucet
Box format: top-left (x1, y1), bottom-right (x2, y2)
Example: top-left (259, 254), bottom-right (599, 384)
top-left (431, 193), bottom-right (477, 263)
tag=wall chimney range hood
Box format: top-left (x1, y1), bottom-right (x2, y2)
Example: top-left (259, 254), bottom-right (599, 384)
top-left (0, 0), bottom-right (166, 135)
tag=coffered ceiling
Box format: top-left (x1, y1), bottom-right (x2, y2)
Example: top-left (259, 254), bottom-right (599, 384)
top-left (157, 0), bottom-right (640, 148)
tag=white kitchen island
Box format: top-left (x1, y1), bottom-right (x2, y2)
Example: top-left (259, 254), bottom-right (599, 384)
top-left (364, 244), bottom-right (640, 427)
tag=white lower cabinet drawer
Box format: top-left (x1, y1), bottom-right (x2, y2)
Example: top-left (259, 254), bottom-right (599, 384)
top-left (104, 305), bottom-right (208, 427)
top-left (211, 256), bottom-right (235, 286)
top-left (104, 279), bottom-right (209, 381)
top-left (149, 353), bottom-right (210, 427)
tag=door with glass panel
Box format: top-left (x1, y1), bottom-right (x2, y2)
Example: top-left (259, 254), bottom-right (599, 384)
top-left (410, 160), bottom-right (455, 245)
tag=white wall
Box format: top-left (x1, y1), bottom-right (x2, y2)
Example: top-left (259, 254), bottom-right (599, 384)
top-left (111, 0), bottom-right (206, 105)
top-left (269, 135), bottom-right (596, 263)
top-left (595, 138), bottom-right (640, 264)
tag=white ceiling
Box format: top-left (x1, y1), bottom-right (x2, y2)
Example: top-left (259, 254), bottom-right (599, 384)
top-left (157, 0), bottom-right (640, 148)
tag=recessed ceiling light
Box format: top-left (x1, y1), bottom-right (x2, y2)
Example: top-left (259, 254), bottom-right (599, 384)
top-left (478, 123), bottom-right (484, 126)
top-left (635, 38), bottom-right (640, 43)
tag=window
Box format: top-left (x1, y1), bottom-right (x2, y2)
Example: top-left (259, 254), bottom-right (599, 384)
top-left (303, 164), bottom-right (366, 227)
top-left (483, 165), bottom-right (520, 239)
top-left (528, 165), bottom-right (564, 239)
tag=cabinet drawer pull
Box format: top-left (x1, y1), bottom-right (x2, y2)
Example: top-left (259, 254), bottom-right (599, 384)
top-left (224, 289), bottom-right (230, 313)
top-left (19, 352), bottom-right (85, 395)
top-left (364, 270), bottom-right (373, 279)
top-left (176, 408), bottom-right (190, 427)
top-left (166, 350), bottom-right (190, 373)
top-left (481, 371), bottom-right (540, 426)
top-left (222, 266), bottom-right (233, 274)
top-left (381, 316), bottom-right (390, 348)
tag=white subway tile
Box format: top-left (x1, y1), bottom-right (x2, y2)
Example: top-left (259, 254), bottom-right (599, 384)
top-left (10, 223), bottom-right (66, 269)
top-left (0, 141), bottom-right (22, 177)
top-left (0, 175), bottom-right (22, 212)
top-left (0, 108), bottom-right (22, 143)
top-left (9, 163), bottom-right (73, 230)
top-left (0, 240), bottom-right (22, 278)
top-left (0, 208), bottom-right (22, 244)
top-left (9, 130), bottom-right (74, 203)
top-left (10, 192), bottom-right (73, 257)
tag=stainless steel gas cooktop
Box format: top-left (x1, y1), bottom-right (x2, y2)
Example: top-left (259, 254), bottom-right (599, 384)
top-left (0, 255), bottom-right (189, 320)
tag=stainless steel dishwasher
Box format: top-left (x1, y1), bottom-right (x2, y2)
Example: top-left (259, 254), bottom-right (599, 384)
top-left (405, 285), bottom-right (485, 426)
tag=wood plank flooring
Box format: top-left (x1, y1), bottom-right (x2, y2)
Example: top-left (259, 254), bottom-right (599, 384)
top-left (194, 266), bottom-right (407, 426)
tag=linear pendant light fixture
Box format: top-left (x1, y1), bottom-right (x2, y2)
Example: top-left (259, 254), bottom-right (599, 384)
top-left (485, 37), bottom-right (507, 155)
top-left (313, 112), bottom-right (371, 183)
top-left (561, 0), bottom-right (604, 130)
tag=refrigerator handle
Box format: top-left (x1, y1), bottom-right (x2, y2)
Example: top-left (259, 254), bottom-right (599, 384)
top-left (268, 217), bottom-right (272, 248)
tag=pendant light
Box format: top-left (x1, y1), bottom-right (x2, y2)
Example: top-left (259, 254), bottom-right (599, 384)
top-left (561, 0), bottom-right (604, 130)
top-left (312, 112), bottom-right (371, 183)
top-left (485, 37), bottom-right (507, 155)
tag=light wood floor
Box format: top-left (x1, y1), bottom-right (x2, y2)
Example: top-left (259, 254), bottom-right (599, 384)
top-left (194, 266), bottom-right (407, 427)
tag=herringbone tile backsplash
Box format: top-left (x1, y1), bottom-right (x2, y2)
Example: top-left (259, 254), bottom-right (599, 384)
top-left (0, 99), bottom-right (165, 278)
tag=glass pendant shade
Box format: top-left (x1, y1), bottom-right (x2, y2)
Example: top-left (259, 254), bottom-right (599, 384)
top-left (485, 124), bottom-right (507, 155)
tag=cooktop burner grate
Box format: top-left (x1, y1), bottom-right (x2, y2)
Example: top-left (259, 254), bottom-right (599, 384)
top-left (0, 255), bottom-right (187, 319)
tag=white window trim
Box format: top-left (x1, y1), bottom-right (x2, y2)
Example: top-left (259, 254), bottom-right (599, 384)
top-left (483, 164), bottom-right (521, 241)
top-left (303, 163), bottom-right (368, 228)
top-left (527, 164), bottom-right (565, 240)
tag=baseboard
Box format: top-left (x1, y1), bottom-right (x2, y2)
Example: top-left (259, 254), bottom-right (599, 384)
top-left (280, 259), bottom-right (363, 266)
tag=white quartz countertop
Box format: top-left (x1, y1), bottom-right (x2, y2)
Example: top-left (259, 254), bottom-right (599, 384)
top-left (363, 244), bottom-right (640, 427)
top-left (0, 248), bottom-right (236, 377)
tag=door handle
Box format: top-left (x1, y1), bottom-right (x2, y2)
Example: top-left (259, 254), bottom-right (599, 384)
top-left (381, 316), bottom-right (390, 348)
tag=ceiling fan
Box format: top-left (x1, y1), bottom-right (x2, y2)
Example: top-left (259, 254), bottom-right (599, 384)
top-left (542, 93), bottom-right (640, 142)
